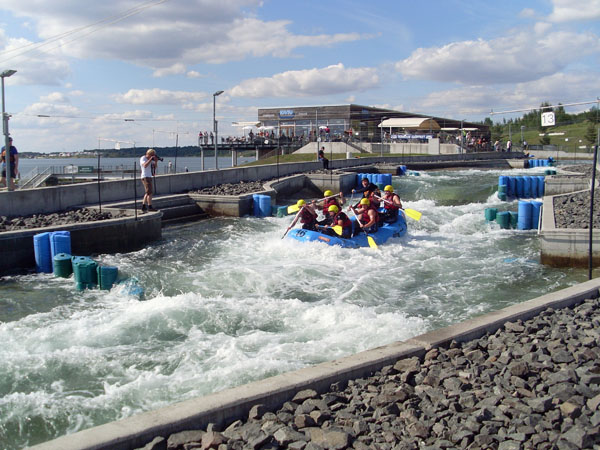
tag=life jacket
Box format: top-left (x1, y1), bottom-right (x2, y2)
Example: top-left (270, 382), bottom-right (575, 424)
top-left (333, 212), bottom-right (352, 230)
top-left (322, 198), bottom-right (339, 213)
top-left (368, 192), bottom-right (380, 209)
top-left (360, 207), bottom-right (378, 226)
top-left (384, 192), bottom-right (400, 211)
top-left (299, 207), bottom-right (316, 224)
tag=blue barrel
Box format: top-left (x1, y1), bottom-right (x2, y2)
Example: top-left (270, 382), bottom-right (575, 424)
top-left (383, 174), bottom-right (392, 186)
top-left (400, 165), bottom-right (407, 175)
top-left (374, 174), bottom-right (383, 187)
top-left (496, 211), bottom-right (510, 229)
top-left (53, 253), bottom-right (73, 278)
top-left (498, 176), bottom-right (508, 188)
top-left (50, 231), bottom-right (71, 271)
top-left (34, 232), bottom-right (53, 273)
top-left (536, 176), bottom-right (545, 197)
top-left (517, 201), bottom-right (533, 230)
top-left (253, 194), bottom-right (271, 217)
top-left (515, 177), bottom-right (524, 198)
top-left (357, 173), bottom-right (365, 186)
top-left (498, 184), bottom-right (507, 194)
top-left (97, 265), bottom-right (119, 290)
top-left (508, 177), bottom-right (516, 198)
top-left (531, 201), bottom-right (543, 229)
top-left (523, 176), bottom-right (532, 198)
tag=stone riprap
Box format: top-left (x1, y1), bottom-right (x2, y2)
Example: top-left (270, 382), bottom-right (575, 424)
top-left (136, 297), bottom-right (600, 450)
top-left (192, 180), bottom-right (269, 196)
top-left (0, 208), bottom-right (127, 232)
top-left (553, 164), bottom-right (600, 229)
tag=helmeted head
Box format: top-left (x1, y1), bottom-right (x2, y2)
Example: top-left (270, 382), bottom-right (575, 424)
top-left (384, 185), bottom-right (394, 193)
top-left (328, 205), bottom-right (339, 214)
top-left (360, 198), bottom-right (370, 206)
top-left (297, 199), bottom-right (306, 207)
top-left (323, 190), bottom-right (333, 197)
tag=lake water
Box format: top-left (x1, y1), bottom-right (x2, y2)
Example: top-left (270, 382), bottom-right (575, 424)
top-left (0, 164), bottom-right (596, 449)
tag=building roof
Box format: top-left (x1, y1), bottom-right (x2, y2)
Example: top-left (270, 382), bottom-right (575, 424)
top-left (379, 118), bottom-right (441, 130)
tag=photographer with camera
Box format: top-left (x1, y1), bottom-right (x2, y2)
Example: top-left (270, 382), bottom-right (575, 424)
top-left (140, 148), bottom-right (159, 213)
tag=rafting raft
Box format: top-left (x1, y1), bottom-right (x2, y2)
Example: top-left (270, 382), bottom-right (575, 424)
top-left (285, 212), bottom-right (408, 248)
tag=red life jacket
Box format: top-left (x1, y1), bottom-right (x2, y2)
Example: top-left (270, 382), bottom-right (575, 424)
top-left (360, 207), bottom-right (378, 226)
top-left (333, 212), bottom-right (352, 230)
top-left (299, 207), bottom-right (316, 224)
top-left (368, 192), bottom-right (380, 209)
top-left (322, 198), bottom-right (338, 213)
top-left (384, 192), bottom-right (400, 211)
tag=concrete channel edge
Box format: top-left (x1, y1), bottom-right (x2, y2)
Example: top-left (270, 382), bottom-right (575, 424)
top-left (28, 279), bottom-right (600, 450)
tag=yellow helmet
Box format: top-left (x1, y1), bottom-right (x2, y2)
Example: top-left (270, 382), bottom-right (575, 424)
top-left (328, 205), bottom-right (339, 213)
top-left (323, 190), bottom-right (333, 197)
top-left (360, 198), bottom-right (370, 206)
top-left (384, 185), bottom-right (394, 192)
top-left (297, 199), bottom-right (306, 207)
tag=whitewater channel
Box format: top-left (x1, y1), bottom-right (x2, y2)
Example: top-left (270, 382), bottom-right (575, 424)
top-left (0, 166), bottom-right (593, 449)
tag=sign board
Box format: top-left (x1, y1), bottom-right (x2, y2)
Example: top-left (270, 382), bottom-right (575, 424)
top-left (279, 109), bottom-right (295, 118)
top-left (78, 166), bottom-right (95, 174)
top-left (541, 112), bottom-right (555, 127)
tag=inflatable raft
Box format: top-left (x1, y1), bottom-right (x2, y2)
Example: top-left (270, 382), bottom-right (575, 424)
top-left (286, 212), bottom-right (407, 248)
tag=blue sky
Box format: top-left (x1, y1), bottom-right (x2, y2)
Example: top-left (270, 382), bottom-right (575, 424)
top-left (0, 0), bottom-right (599, 153)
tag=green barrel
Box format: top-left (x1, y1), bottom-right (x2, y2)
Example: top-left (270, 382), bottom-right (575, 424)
top-left (53, 253), bottom-right (73, 278)
top-left (484, 208), bottom-right (497, 221)
top-left (498, 192), bottom-right (507, 201)
top-left (509, 211), bottom-right (519, 228)
top-left (276, 205), bottom-right (288, 217)
top-left (544, 169), bottom-right (556, 175)
top-left (498, 184), bottom-right (507, 194)
top-left (72, 257), bottom-right (98, 290)
top-left (496, 211), bottom-right (510, 229)
top-left (97, 265), bottom-right (118, 290)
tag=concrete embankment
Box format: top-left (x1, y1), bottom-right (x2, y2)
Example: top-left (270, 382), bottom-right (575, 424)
top-left (28, 278), bottom-right (600, 450)
top-left (1, 152), bottom-right (524, 218)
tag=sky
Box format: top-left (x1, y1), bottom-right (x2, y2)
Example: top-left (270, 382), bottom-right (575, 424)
top-left (0, 0), bottom-right (599, 153)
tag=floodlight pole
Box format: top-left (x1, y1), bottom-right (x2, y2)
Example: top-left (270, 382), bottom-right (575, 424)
top-left (1, 69), bottom-right (16, 191)
top-left (213, 90), bottom-right (224, 170)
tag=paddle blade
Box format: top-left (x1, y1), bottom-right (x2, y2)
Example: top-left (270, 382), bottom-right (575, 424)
top-left (287, 204), bottom-right (300, 214)
top-left (403, 208), bottom-right (422, 221)
top-left (367, 236), bottom-right (378, 249)
top-left (332, 225), bottom-right (343, 236)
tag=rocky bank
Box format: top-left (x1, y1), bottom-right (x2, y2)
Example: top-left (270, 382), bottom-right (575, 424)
top-left (137, 297), bottom-right (600, 450)
top-left (0, 208), bottom-right (127, 232)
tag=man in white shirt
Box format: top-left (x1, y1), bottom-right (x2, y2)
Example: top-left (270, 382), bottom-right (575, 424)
top-left (140, 148), bottom-right (158, 212)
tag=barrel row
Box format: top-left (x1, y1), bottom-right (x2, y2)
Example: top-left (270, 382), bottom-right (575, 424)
top-left (356, 173), bottom-right (394, 188)
top-left (498, 175), bottom-right (546, 200)
top-left (485, 200), bottom-right (543, 230)
top-left (525, 158), bottom-right (554, 168)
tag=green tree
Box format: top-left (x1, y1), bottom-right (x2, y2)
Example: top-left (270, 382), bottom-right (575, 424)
top-left (540, 133), bottom-right (551, 146)
top-left (584, 121), bottom-right (598, 146)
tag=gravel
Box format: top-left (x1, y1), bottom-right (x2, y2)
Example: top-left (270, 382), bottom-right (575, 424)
top-left (553, 164), bottom-right (600, 229)
top-left (136, 297), bottom-right (600, 450)
top-left (0, 208), bottom-right (127, 232)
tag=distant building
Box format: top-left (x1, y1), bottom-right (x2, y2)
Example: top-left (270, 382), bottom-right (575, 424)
top-left (257, 104), bottom-right (488, 142)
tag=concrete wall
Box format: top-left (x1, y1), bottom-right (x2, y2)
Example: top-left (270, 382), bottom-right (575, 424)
top-left (1, 153), bottom-right (525, 218)
top-left (0, 212), bottom-right (162, 275)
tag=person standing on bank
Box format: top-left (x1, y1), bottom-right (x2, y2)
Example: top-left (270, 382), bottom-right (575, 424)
top-left (318, 147), bottom-right (329, 170)
top-left (0, 137), bottom-right (19, 190)
top-left (140, 148), bottom-right (158, 213)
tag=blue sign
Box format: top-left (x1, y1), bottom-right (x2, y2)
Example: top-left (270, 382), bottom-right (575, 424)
top-left (279, 109), bottom-right (295, 118)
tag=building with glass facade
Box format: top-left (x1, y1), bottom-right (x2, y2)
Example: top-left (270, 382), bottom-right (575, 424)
top-left (257, 104), bottom-right (488, 142)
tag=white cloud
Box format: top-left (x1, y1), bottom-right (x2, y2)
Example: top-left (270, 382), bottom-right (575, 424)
top-left (39, 92), bottom-right (69, 103)
top-left (153, 63), bottom-right (187, 78)
top-left (547, 0), bottom-right (600, 22)
top-left (229, 63), bottom-right (379, 98)
top-left (186, 71), bottom-right (203, 78)
top-left (395, 30), bottom-right (600, 85)
top-left (519, 8), bottom-right (536, 19)
top-left (415, 72), bottom-right (600, 117)
top-left (1, 1), bottom-right (364, 70)
top-left (114, 88), bottom-right (207, 105)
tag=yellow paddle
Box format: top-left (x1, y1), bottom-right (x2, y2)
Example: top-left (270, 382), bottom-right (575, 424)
top-left (374, 195), bottom-right (422, 221)
top-left (287, 193), bottom-right (342, 214)
top-left (350, 206), bottom-right (378, 249)
top-left (316, 224), bottom-right (344, 236)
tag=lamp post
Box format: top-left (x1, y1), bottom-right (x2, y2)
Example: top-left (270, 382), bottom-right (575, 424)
top-left (1, 69), bottom-right (16, 191)
top-left (521, 125), bottom-right (525, 147)
top-left (213, 90), bottom-right (224, 170)
top-left (380, 116), bottom-right (387, 157)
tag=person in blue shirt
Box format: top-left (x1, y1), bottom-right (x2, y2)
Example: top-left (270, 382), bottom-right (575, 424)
top-left (0, 137), bottom-right (19, 189)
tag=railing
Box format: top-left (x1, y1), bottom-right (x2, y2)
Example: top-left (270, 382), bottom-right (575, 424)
top-left (18, 166), bottom-right (54, 190)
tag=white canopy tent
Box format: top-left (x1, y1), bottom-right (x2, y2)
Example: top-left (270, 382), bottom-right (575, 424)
top-left (379, 118), bottom-right (440, 130)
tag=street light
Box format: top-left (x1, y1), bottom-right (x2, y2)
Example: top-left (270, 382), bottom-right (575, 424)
top-left (1, 69), bottom-right (17, 191)
top-left (380, 116), bottom-right (387, 157)
top-left (213, 90), bottom-right (224, 170)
